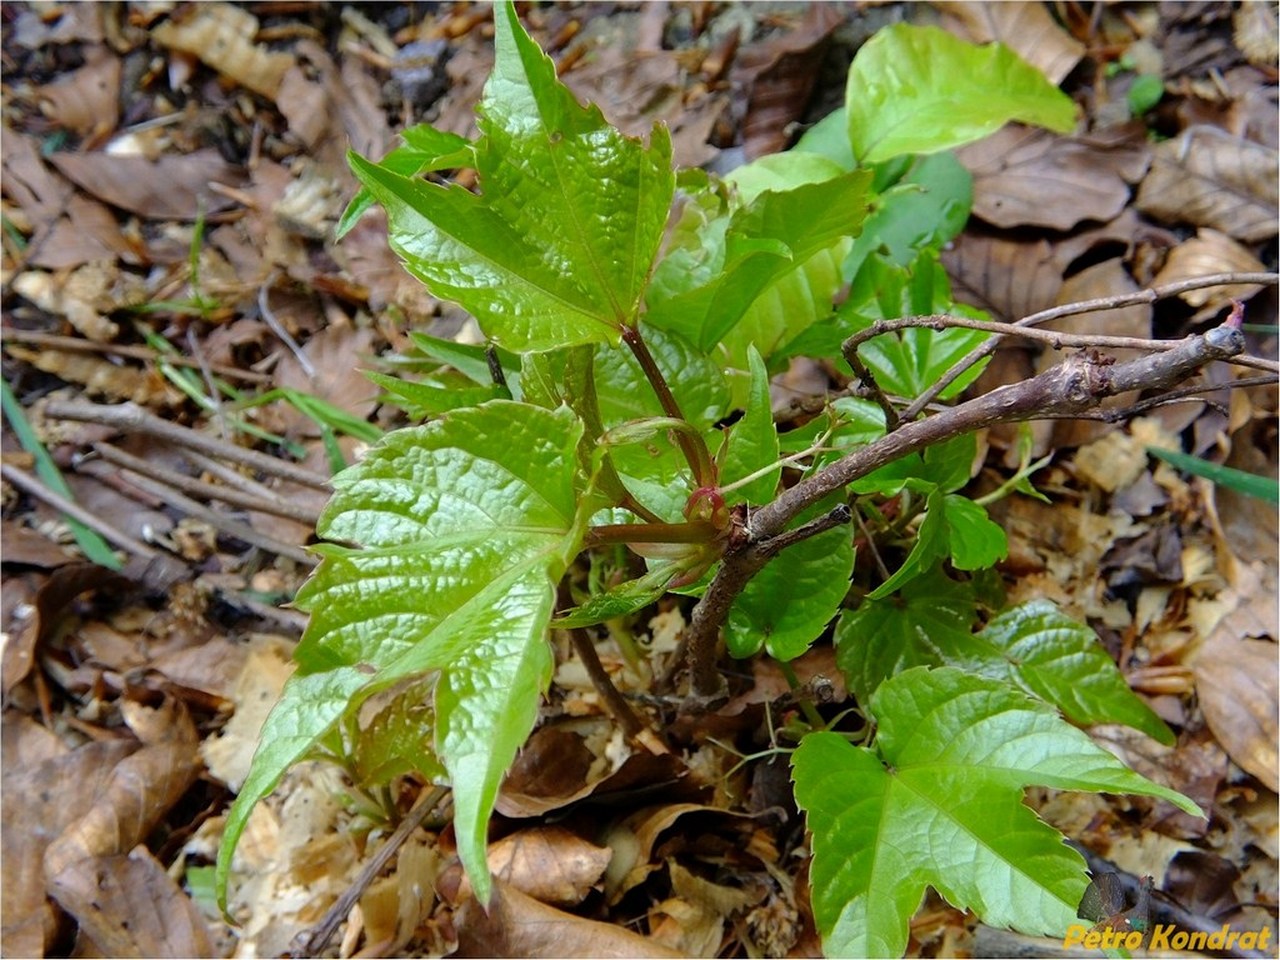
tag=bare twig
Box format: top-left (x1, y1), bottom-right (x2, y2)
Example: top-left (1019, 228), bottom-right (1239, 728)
top-left (844, 351), bottom-right (900, 430)
top-left (898, 271), bottom-right (1278, 421)
top-left (43, 400), bottom-right (330, 490)
top-left (93, 443), bottom-right (322, 525)
top-left (683, 324), bottom-right (1249, 698)
top-left (567, 626), bottom-right (661, 747)
top-left (116, 471), bottom-right (316, 565)
top-left (0, 462), bottom-right (157, 559)
top-left (295, 785), bottom-right (448, 957)
top-left (0, 327), bottom-right (273, 383)
top-left (258, 274), bottom-right (316, 379)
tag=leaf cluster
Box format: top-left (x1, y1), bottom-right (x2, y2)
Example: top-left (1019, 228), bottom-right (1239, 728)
top-left (217, 7), bottom-right (1203, 956)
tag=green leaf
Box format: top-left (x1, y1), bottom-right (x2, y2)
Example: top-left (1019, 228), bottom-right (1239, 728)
top-left (1147, 446), bottom-right (1279, 504)
top-left (720, 345), bottom-right (781, 506)
top-left (552, 563), bottom-right (673, 629)
top-left (352, 676), bottom-right (447, 788)
top-left (843, 151), bottom-right (973, 281)
top-left (792, 667), bottom-right (1201, 958)
top-left (726, 497), bottom-right (854, 661)
top-left (847, 24), bottom-right (1076, 163)
top-left (1127, 74), bottom-right (1164, 116)
top-left (348, 2), bottom-right (674, 351)
top-left (217, 401), bottom-right (588, 914)
top-left (867, 485), bottom-right (949, 599)
top-left (407, 331), bottom-right (519, 387)
top-left (337, 126), bottom-right (474, 239)
top-left (792, 107), bottom-right (856, 170)
top-left (647, 171), bottom-right (872, 352)
top-left (836, 570), bottom-right (1172, 742)
top-left (942, 494), bottom-right (1007, 570)
top-left (364, 370), bottom-right (498, 418)
top-left (841, 249), bottom-right (991, 401)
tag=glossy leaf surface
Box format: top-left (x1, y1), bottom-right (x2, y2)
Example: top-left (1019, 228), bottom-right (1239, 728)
top-left (847, 24), bottom-right (1076, 163)
top-left (792, 668), bottom-right (1200, 958)
top-left (218, 402), bottom-right (588, 911)
top-left (349, 3), bottom-right (673, 351)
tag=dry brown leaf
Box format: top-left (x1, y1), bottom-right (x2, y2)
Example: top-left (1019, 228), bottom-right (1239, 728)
top-left (200, 636), bottom-right (295, 791)
top-left (44, 699), bottom-right (200, 879)
top-left (1, 131), bottom-right (134, 269)
top-left (4, 345), bottom-right (180, 406)
top-left (1151, 228), bottom-right (1268, 321)
top-left (49, 149), bottom-right (245, 221)
top-left (151, 3), bottom-right (292, 100)
top-left (277, 65), bottom-right (332, 151)
top-left (0, 521), bottom-right (77, 568)
top-left (649, 860), bottom-right (760, 956)
top-left (1135, 125), bottom-right (1279, 242)
top-left (1193, 634), bottom-right (1279, 791)
top-left (36, 47), bottom-right (120, 137)
top-left (47, 848), bottom-right (215, 958)
top-left (488, 826), bottom-right (612, 907)
top-left (937, 1), bottom-right (1085, 84)
top-left (1, 738), bottom-right (137, 957)
top-left (733, 4), bottom-right (845, 159)
top-left (454, 880), bottom-right (686, 959)
top-left (941, 232), bottom-right (1061, 323)
top-left (958, 125), bottom-right (1149, 230)
top-left (1234, 1), bottom-right (1279, 67)
top-left (10, 260), bottom-right (147, 342)
top-left (359, 834), bottom-right (440, 955)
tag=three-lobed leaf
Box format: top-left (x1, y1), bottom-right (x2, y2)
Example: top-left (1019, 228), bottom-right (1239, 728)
top-left (217, 402), bottom-right (589, 913)
top-left (847, 23), bottom-right (1077, 163)
top-left (792, 667), bottom-right (1200, 958)
top-left (837, 568), bottom-right (1174, 743)
top-left (349, 3), bottom-right (673, 352)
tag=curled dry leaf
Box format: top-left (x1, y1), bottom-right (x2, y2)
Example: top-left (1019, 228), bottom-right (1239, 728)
top-left (454, 879), bottom-right (686, 959)
top-left (151, 3), bottom-right (292, 100)
top-left (1135, 125), bottom-right (1279, 242)
top-left (1233, 1), bottom-right (1279, 68)
top-left (1152, 227), bottom-right (1267, 321)
top-left (957, 124), bottom-right (1150, 230)
top-left (49, 149), bottom-right (246, 221)
top-left (941, 231), bottom-right (1061, 323)
top-left (937, 0), bottom-right (1085, 85)
top-left (36, 47), bottom-right (120, 137)
top-left (487, 826), bottom-right (613, 907)
top-left (10, 259), bottom-right (147, 342)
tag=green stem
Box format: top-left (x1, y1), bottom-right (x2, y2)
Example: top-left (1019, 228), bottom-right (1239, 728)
top-left (778, 660), bottom-right (826, 731)
top-left (621, 324), bottom-right (714, 488)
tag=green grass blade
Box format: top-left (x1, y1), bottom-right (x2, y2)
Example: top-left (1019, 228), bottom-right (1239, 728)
top-left (0, 381), bottom-right (121, 568)
top-left (1148, 447), bottom-right (1278, 503)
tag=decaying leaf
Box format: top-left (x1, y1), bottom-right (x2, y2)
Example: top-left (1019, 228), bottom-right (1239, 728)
top-left (3, 345), bottom-right (180, 406)
top-left (454, 879), bottom-right (686, 959)
top-left (937, 0), bottom-right (1085, 85)
top-left (49, 149), bottom-right (245, 220)
top-left (1152, 228), bottom-right (1268, 321)
top-left (487, 826), bottom-right (612, 907)
top-left (1136, 125), bottom-right (1279, 242)
top-left (36, 47), bottom-right (120, 137)
top-left (941, 231), bottom-right (1061, 322)
top-left (151, 3), bottom-right (293, 100)
top-left (958, 124), bottom-right (1150, 230)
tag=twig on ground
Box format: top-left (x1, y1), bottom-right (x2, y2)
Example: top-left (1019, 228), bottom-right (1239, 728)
top-left (44, 400), bottom-right (330, 489)
top-left (0, 462), bottom-right (157, 560)
top-left (93, 443), bottom-right (322, 525)
top-left (294, 785), bottom-right (448, 957)
top-left (114, 471), bottom-right (316, 565)
top-left (567, 626), bottom-right (666, 752)
top-left (258, 274), bottom-right (316, 379)
top-left (0, 327), bottom-right (273, 383)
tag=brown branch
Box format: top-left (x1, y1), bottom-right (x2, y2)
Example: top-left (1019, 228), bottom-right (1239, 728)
top-left (567, 626), bottom-right (655, 744)
top-left (683, 323), bottom-right (1248, 699)
top-left (0, 462), bottom-right (158, 559)
top-left (898, 271), bottom-right (1278, 421)
top-left (93, 443), bottom-right (322, 525)
top-left (43, 400), bottom-right (330, 490)
top-left (0, 327), bottom-right (273, 384)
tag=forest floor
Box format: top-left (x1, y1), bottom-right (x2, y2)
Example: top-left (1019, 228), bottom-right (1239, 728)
top-left (1, 2), bottom-right (1277, 957)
